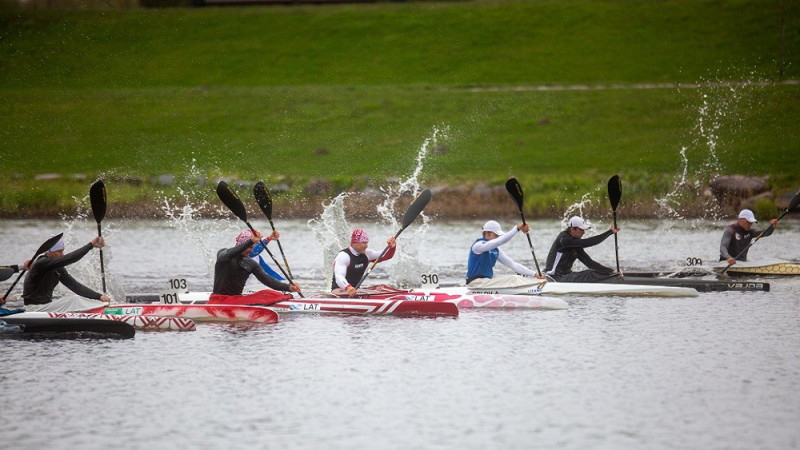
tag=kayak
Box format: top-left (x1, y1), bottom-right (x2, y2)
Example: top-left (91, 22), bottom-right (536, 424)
top-left (3, 311), bottom-right (196, 332)
top-left (161, 288), bottom-right (566, 311)
top-left (169, 291), bottom-right (460, 316)
top-left (440, 281), bottom-right (699, 297)
top-left (715, 259), bottom-right (800, 276)
top-left (90, 304), bottom-right (279, 324)
top-left (600, 275), bottom-right (770, 292)
top-left (1, 316), bottom-right (135, 338)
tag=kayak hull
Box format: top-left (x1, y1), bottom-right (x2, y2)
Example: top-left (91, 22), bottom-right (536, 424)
top-left (93, 304), bottom-right (279, 324)
top-left (1, 316), bottom-right (135, 338)
top-left (602, 275), bottom-right (769, 292)
top-left (4, 311), bottom-right (196, 331)
top-left (440, 282), bottom-right (698, 297)
top-left (715, 260), bottom-right (800, 276)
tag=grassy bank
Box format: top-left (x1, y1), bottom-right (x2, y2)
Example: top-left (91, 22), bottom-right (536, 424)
top-left (1, 0), bottom-right (799, 219)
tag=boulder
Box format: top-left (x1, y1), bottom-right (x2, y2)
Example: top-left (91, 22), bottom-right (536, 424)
top-left (709, 175), bottom-right (768, 206)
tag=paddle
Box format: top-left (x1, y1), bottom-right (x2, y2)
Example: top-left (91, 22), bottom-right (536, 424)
top-left (354, 189), bottom-right (432, 289)
top-left (608, 174), bottom-right (622, 276)
top-left (253, 181), bottom-right (294, 279)
top-left (0, 266), bottom-right (17, 282)
top-left (1, 233), bottom-right (64, 303)
top-left (505, 178), bottom-right (542, 276)
top-left (721, 189), bottom-right (800, 274)
top-left (216, 180), bottom-right (303, 297)
top-left (90, 180), bottom-right (108, 293)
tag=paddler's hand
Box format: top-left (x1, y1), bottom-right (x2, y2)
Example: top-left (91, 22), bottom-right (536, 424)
top-left (534, 272), bottom-right (546, 280)
top-left (517, 223), bottom-right (530, 234)
top-left (770, 218), bottom-right (778, 228)
top-left (22, 259), bottom-right (32, 271)
top-left (91, 236), bottom-right (105, 248)
top-left (610, 223), bottom-right (621, 234)
top-left (289, 282), bottom-right (301, 293)
top-left (250, 229), bottom-right (263, 243)
top-left (386, 236), bottom-right (396, 248)
top-left (100, 294), bottom-right (111, 304)
top-left (268, 230), bottom-right (280, 241)
top-left (726, 257), bottom-right (736, 266)
top-left (346, 285), bottom-right (358, 297)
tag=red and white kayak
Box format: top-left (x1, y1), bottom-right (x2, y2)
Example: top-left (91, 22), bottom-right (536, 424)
top-left (4, 311), bottom-right (196, 332)
top-left (168, 287), bottom-right (566, 311)
top-left (169, 291), bottom-right (458, 317)
top-left (91, 304), bottom-right (279, 324)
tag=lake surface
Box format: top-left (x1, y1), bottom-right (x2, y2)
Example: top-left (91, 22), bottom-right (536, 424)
top-left (1, 218), bottom-right (798, 449)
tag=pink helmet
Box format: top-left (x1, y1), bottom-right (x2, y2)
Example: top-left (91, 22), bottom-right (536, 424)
top-left (351, 228), bottom-right (369, 244)
top-left (236, 230), bottom-right (252, 246)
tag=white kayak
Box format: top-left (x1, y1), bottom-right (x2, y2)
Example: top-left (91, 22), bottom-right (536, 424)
top-left (715, 259), bottom-right (800, 276)
top-left (436, 281), bottom-right (699, 298)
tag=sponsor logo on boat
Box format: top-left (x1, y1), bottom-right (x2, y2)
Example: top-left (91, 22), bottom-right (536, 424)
top-left (106, 307), bottom-right (143, 315)
top-left (405, 295), bottom-right (432, 301)
top-left (288, 303), bottom-right (320, 311)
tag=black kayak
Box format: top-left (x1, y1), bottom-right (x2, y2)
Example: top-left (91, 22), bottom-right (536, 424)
top-left (600, 275), bottom-right (769, 292)
top-left (0, 317), bottom-right (135, 338)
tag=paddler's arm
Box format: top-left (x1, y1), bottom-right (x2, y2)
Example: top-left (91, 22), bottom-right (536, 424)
top-left (720, 227), bottom-right (735, 265)
top-left (59, 270), bottom-right (109, 302)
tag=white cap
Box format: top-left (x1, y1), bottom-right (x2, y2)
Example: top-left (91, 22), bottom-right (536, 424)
top-left (482, 220), bottom-right (505, 236)
top-left (49, 235), bottom-right (65, 252)
top-left (738, 209), bottom-right (757, 223)
top-left (566, 216), bottom-right (590, 230)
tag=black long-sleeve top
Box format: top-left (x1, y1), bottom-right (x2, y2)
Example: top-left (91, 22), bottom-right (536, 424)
top-left (22, 243), bottom-right (102, 305)
top-left (545, 230), bottom-right (615, 277)
top-left (212, 239), bottom-right (292, 295)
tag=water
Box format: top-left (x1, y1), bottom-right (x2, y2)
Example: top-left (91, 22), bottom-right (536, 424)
top-left (1, 218), bottom-right (799, 450)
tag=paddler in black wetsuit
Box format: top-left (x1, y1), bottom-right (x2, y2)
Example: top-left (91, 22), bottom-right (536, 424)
top-left (544, 216), bottom-right (620, 282)
top-left (331, 228), bottom-right (396, 297)
top-left (21, 235), bottom-right (110, 312)
top-left (209, 229), bottom-right (301, 305)
top-left (720, 209), bottom-right (778, 265)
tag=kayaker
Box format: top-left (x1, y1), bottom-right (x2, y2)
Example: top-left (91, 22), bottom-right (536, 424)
top-left (209, 229), bottom-right (301, 305)
top-left (720, 209), bottom-right (778, 265)
top-left (331, 228), bottom-right (397, 297)
top-left (466, 220), bottom-right (545, 288)
top-left (21, 235), bottom-right (111, 312)
top-left (544, 216), bottom-right (620, 282)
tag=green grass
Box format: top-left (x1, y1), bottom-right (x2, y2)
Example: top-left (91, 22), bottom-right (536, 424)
top-left (1, 0), bottom-right (799, 216)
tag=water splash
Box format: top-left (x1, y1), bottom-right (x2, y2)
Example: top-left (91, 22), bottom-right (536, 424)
top-left (310, 126), bottom-right (448, 289)
top-left (656, 73), bottom-right (759, 221)
top-left (560, 191), bottom-right (597, 228)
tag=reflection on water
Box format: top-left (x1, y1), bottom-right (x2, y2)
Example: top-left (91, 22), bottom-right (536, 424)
top-left (1, 219), bottom-right (799, 449)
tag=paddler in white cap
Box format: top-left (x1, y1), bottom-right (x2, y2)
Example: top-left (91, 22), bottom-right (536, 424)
top-left (21, 234), bottom-right (110, 312)
top-left (544, 216), bottom-right (620, 282)
top-left (720, 209), bottom-right (778, 265)
top-left (466, 220), bottom-right (545, 288)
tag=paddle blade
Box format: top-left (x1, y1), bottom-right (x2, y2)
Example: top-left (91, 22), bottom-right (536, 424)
top-left (216, 181), bottom-right (248, 222)
top-left (788, 190), bottom-right (800, 212)
top-left (36, 233), bottom-right (64, 258)
top-left (90, 180), bottom-right (107, 223)
top-left (505, 178), bottom-right (524, 211)
top-left (608, 175), bottom-right (622, 211)
top-left (0, 266), bottom-right (16, 282)
top-left (253, 181), bottom-right (273, 220)
top-left (400, 189), bottom-right (432, 230)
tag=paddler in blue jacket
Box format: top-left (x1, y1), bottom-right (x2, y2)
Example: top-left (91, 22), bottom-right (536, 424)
top-left (331, 228), bottom-right (396, 297)
top-left (466, 220), bottom-right (545, 288)
top-left (209, 229), bottom-right (301, 305)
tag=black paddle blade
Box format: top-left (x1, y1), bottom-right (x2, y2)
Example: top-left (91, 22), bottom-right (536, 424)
top-left (788, 190), bottom-right (800, 212)
top-left (505, 178), bottom-right (524, 211)
top-left (216, 181), bottom-right (248, 222)
top-left (608, 175), bottom-right (622, 211)
top-left (36, 233), bottom-right (64, 257)
top-left (253, 181), bottom-right (273, 220)
top-left (400, 189), bottom-right (432, 230)
top-left (90, 180), bottom-right (107, 223)
top-left (0, 266), bottom-right (16, 282)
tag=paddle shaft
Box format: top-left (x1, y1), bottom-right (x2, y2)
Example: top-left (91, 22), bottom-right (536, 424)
top-left (96, 223), bottom-right (107, 293)
top-left (721, 209), bottom-right (791, 274)
top-left (242, 220), bottom-right (303, 297)
top-left (612, 211), bottom-right (621, 273)
top-left (267, 218), bottom-right (294, 279)
top-left (516, 210), bottom-right (542, 276)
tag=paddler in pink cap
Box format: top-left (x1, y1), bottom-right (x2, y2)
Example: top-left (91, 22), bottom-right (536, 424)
top-left (331, 228), bottom-right (397, 297)
top-left (209, 228), bottom-right (301, 305)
